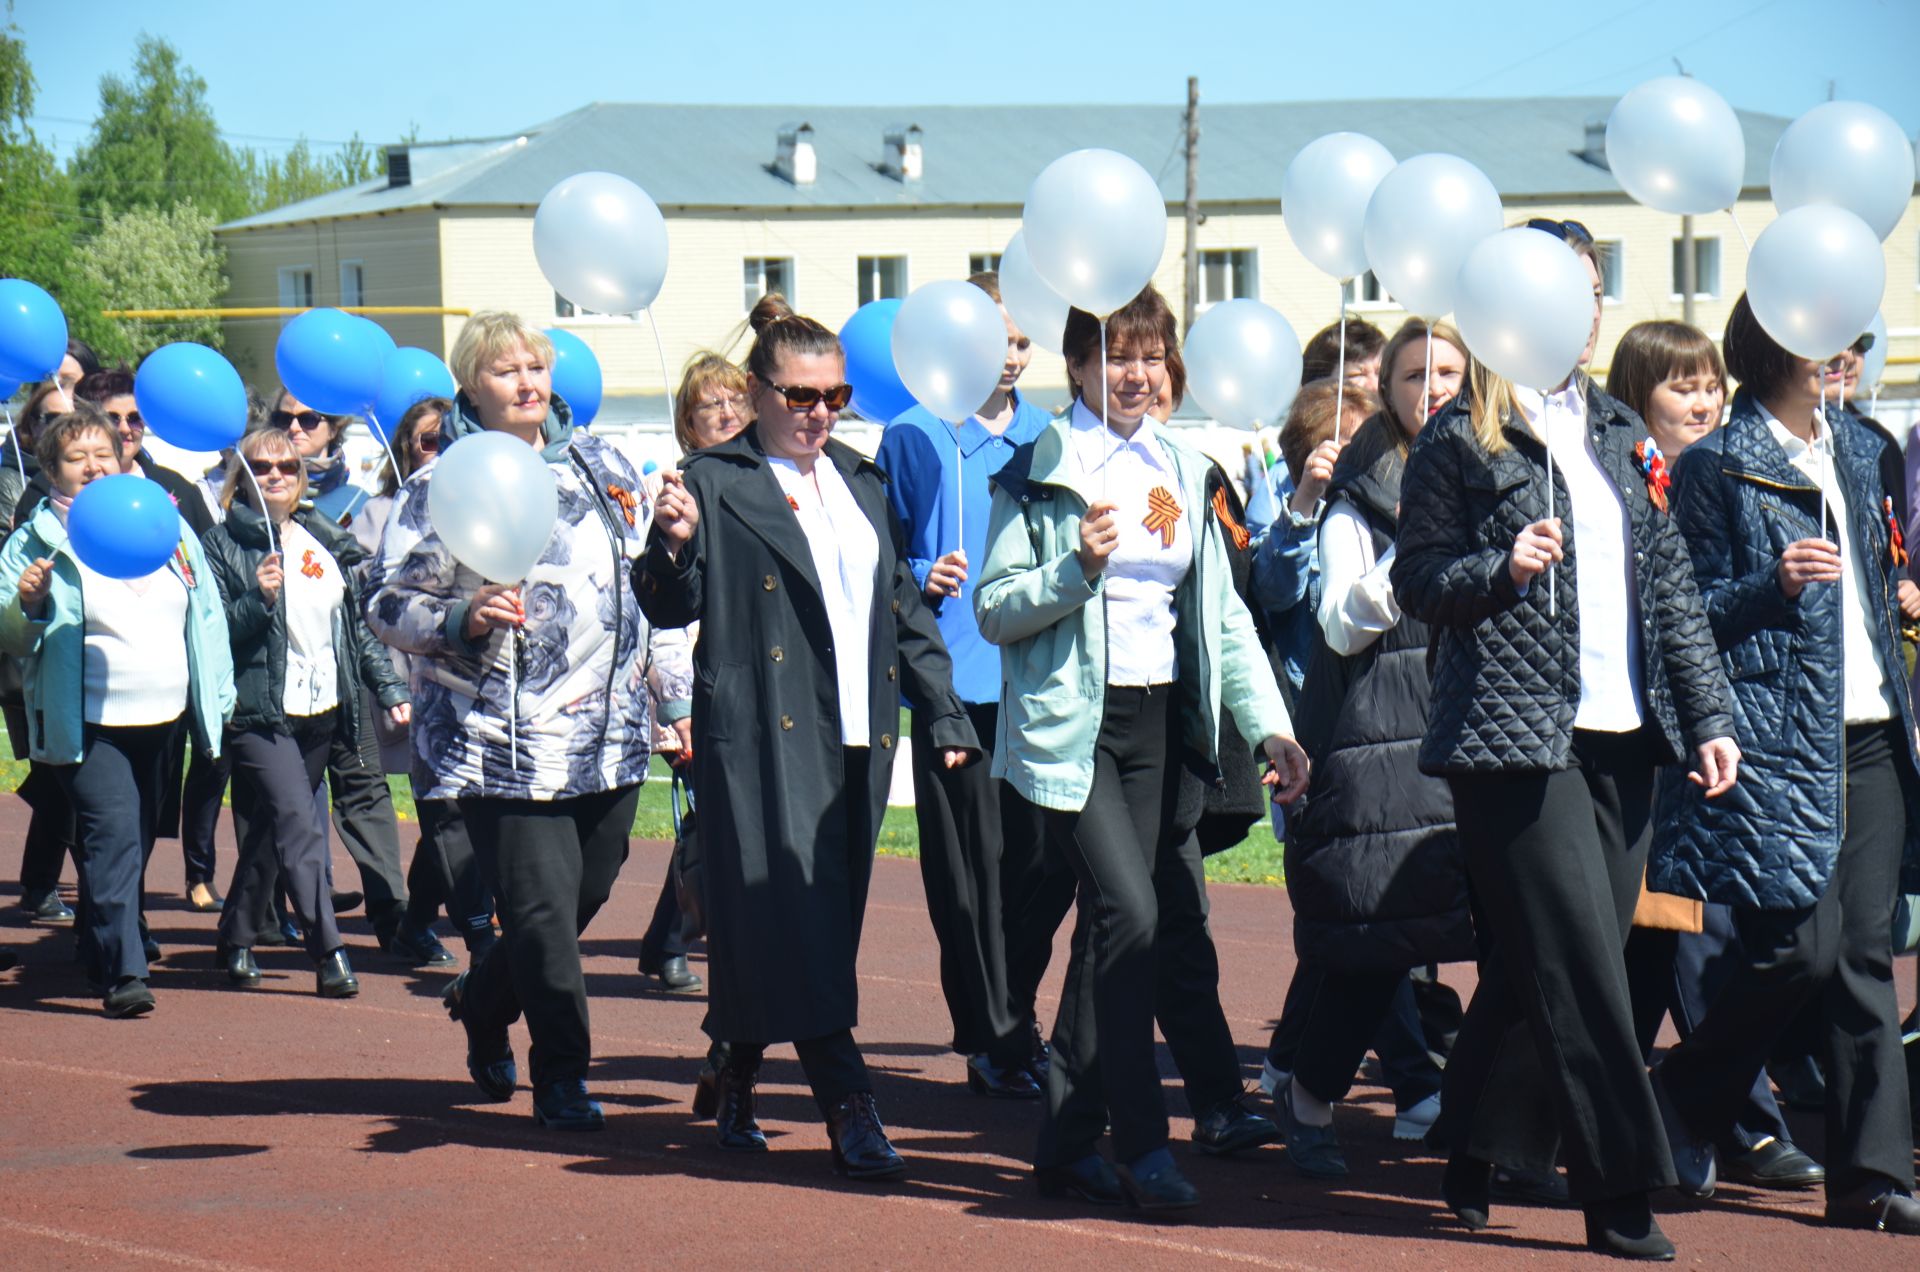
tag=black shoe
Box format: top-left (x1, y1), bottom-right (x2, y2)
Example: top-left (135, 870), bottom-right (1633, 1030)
top-left (1649, 1064), bottom-right (1715, 1199)
top-left (389, 924), bottom-right (457, 967)
top-left (1028, 1017), bottom-right (1051, 1083)
top-left (1272, 1077), bottom-right (1348, 1179)
top-left (1719, 1137), bottom-right (1825, 1190)
top-left (1584, 1194), bottom-right (1676, 1261)
top-left (315, 948), bottom-right (359, 998)
top-left (1444, 1154), bottom-right (1494, 1231)
top-left (443, 970), bottom-right (516, 1101)
top-left (216, 943), bottom-right (261, 986)
top-left (966, 1054), bottom-right (1042, 1100)
top-left (532, 1078), bottom-right (605, 1131)
top-left (1036, 1152), bottom-right (1124, 1206)
top-left (1115, 1147), bottom-right (1199, 1212)
top-left (331, 890), bottom-right (364, 915)
top-left (825, 1092), bottom-right (906, 1180)
top-left (1827, 1182), bottom-right (1920, 1234)
top-left (103, 977), bottom-right (155, 1019)
top-left (697, 1051), bottom-right (766, 1151)
top-left (648, 954), bottom-right (703, 994)
top-left (1192, 1089), bottom-right (1281, 1156)
top-left (1491, 1163), bottom-right (1572, 1206)
top-left (186, 883), bottom-right (224, 913)
top-left (1768, 1053), bottom-right (1826, 1113)
top-left (141, 934), bottom-right (162, 964)
top-left (255, 921), bottom-right (290, 948)
top-left (20, 889), bottom-right (74, 924)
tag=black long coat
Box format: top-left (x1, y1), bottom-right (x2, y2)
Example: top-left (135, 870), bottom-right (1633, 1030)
top-left (635, 428), bottom-right (978, 1044)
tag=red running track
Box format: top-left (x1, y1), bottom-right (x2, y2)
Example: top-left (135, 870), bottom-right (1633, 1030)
top-left (0, 793), bottom-right (1913, 1270)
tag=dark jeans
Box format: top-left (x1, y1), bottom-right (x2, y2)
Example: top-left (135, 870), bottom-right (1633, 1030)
top-left (1660, 721), bottom-right (1917, 1199)
top-left (730, 1030), bottom-right (869, 1113)
top-left (1442, 729), bottom-right (1676, 1203)
top-left (326, 692), bottom-right (407, 937)
top-left (18, 759), bottom-right (76, 893)
top-left (406, 796), bottom-right (495, 949)
top-left (58, 720), bottom-right (176, 986)
top-left (1036, 683), bottom-right (1242, 1167)
top-left (221, 714), bottom-right (342, 961)
top-left (459, 784), bottom-right (638, 1090)
top-left (178, 744), bottom-right (230, 888)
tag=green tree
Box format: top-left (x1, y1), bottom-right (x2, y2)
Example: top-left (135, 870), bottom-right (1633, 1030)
top-left (74, 202), bottom-right (227, 362)
top-left (69, 35), bottom-right (252, 222)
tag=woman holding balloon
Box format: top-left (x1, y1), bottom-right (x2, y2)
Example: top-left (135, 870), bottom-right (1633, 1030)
top-left (0, 402), bottom-right (234, 1017)
top-left (1392, 225), bottom-right (1739, 1259)
top-left (368, 311), bottom-right (681, 1131)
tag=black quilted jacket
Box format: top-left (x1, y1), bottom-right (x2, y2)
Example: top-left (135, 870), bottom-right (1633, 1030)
top-left (1391, 381), bottom-right (1734, 774)
top-left (1649, 391), bottom-right (1920, 908)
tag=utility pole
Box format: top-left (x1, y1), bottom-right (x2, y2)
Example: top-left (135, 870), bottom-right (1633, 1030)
top-left (1183, 76), bottom-right (1200, 336)
top-left (1681, 214), bottom-right (1697, 326)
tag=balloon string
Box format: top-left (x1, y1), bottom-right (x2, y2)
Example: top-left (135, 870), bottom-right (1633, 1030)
top-left (3, 405), bottom-right (22, 484)
top-left (1820, 376), bottom-right (1836, 546)
top-left (1725, 205), bottom-right (1752, 252)
top-left (240, 458), bottom-right (279, 559)
top-left (1099, 317), bottom-right (1115, 500)
top-left (1333, 284), bottom-right (1348, 446)
top-left (508, 626), bottom-right (523, 772)
top-left (368, 410), bottom-right (402, 487)
top-left (646, 308), bottom-right (675, 432)
top-left (1543, 395), bottom-right (1557, 619)
top-left (955, 433), bottom-right (964, 558)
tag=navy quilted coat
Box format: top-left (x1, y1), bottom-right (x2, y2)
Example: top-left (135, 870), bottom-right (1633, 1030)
top-left (1649, 391), bottom-right (1920, 909)
top-left (1392, 381), bottom-right (1734, 774)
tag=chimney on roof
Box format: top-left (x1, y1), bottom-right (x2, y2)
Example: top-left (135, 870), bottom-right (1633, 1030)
top-left (1577, 117), bottom-right (1610, 170)
top-left (385, 145), bottom-right (411, 188)
top-left (775, 123), bottom-right (816, 186)
top-left (882, 124), bottom-right (924, 182)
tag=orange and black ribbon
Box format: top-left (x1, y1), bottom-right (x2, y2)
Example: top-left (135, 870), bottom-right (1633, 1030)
top-left (1886, 496), bottom-right (1907, 568)
top-left (605, 483), bottom-right (639, 529)
top-left (1143, 486), bottom-right (1182, 549)
top-left (300, 549), bottom-right (325, 580)
top-left (1211, 487), bottom-right (1250, 551)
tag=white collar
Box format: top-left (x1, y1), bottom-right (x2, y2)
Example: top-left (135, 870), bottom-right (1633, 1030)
top-left (1755, 400), bottom-right (1826, 460)
top-left (1070, 398), bottom-right (1164, 457)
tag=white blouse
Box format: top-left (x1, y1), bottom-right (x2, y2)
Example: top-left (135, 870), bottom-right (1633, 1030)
top-left (77, 558), bottom-right (189, 727)
top-left (1069, 400), bottom-right (1191, 686)
top-left (1316, 500), bottom-right (1400, 656)
top-left (769, 456), bottom-right (880, 746)
top-left (280, 520), bottom-right (346, 719)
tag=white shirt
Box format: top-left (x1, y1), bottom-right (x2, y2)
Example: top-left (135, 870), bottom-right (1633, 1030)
top-left (280, 520), bottom-right (346, 719)
top-left (1069, 400), bottom-right (1191, 686)
top-left (77, 558), bottom-right (189, 726)
top-left (769, 456), bottom-right (880, 746)
top-left (1759, 404), bottom-right (1896, 724)
top-left (1317, 500), bottom-right (1399, 656)
top-left (1514, 384), bottom-right (1644, 732)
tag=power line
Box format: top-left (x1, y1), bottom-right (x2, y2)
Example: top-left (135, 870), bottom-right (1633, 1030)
top-left (1452, 0), bottom-right (1666, 94)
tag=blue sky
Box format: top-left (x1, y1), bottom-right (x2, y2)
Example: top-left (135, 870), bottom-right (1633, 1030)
top-left (13, 0), bottom-right (1919, 164)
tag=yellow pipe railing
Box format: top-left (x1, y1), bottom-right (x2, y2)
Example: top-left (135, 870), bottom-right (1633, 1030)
top-left (100, 307), bottom-right (472, 319)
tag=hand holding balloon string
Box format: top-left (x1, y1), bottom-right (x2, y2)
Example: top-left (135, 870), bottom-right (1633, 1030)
top-left (16, 557), bottom-right (53, 618)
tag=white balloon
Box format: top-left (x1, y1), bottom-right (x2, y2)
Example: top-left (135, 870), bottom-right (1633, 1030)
top-left (1453, 228), bottom-right (1596, 392)
top-left (1771, 101), bottom-right (1916, 241)
top-left (1362, 154), bottom-right (1504, 319)
top-left (429, 431), bottom-right (560, 583)
top-left (890, 280), bottom-right (1009, 423)
top-left (1746, 205), bottom-right (1886, 361)
top-left (1605, 77), bottom-right (1746, 216)
top-left (1182, 299), bottom-right (1303, 431)
top-left (998, 230), bottom-right (1071, 354)
top-left (1862, 311), bottom-right (1889, 390)
top-left (1023, 149), bottom-right (1168, 318)
top-left (1282, 133), bottom-right (1397, 280)
top-left (533, 171), bottom-right (670, 314)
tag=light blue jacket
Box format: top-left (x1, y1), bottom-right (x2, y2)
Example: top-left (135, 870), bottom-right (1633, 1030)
top-left (0, 503), bottom-right (235, 764)
top-left (973, 414), bottom-right (1293, 811)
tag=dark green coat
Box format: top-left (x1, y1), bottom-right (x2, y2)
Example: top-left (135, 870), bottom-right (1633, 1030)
top-left (202, 503), bottom-right (407, 752)
top-left (636, 428), bottom-right (978, 1044)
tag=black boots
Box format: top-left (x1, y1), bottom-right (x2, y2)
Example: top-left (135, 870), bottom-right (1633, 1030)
top-left (693, 1043), bottom-right (768, 1152)
top-left (825, 1092), bottom-right (905, 1180)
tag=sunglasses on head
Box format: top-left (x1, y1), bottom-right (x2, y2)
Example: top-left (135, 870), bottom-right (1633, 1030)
top-left (1524, 218), bottom-right (1595, 246)
top-left (269, 408), bottom-right (325, 432)
top-left (247, 459), bottom-right (302, 478)
top-left (766, 381), bottom-right (854, 412)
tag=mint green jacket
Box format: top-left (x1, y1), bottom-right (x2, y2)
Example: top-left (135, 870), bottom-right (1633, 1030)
top-left (0, 503), bottom-right (235, 765)
top-left (973, 415), bottom-right (1293, 812)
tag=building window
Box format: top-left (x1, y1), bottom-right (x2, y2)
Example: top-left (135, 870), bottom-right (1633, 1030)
top-left (1197, 249), bottom-right (1257, 308)
top-left (743, 257), bottom-right (794, 310)
top-left (857, 255), bottom-right (909, 305)
top-left (339, 261), bottom-right (364, 308)
top-left (969, 252), bottom-right (1002, 275)
top-left (1671, 236), bottom-right (1721, 300)
top-left (1596, 241), bottom-right (1624, 303)
top-left (278, 267), bottom-right (314, 310)
top-left (1341, 269), bottom-right (1389, 307)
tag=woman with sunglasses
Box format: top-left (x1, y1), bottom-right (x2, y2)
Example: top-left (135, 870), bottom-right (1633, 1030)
top-left (202, 426), bottom-right (408, 997)
top-left (1393, 224), bottom-right (1740, 1260)
top-left (974, 285), bottom-right (1308, 1212)
top-left (638, 293), bottom-right (979, 1177)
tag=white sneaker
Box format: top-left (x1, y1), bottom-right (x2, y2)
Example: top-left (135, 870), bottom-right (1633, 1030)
top-left (1259, 1059), bottom-right (1289, 1097)
top-left (1393, 1093), bottom-right (1441, 1141)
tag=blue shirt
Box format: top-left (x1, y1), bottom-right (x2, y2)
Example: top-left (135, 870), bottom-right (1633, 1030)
top-left (877, 392), bottom-right (1053, 705)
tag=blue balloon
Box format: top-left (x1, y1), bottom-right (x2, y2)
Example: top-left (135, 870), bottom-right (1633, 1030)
top-left (361, 317), bottom-right (398, 363)
top-left (641, 460), bottom-right (659, 476)
top-left (276, 308), bottom-right (385, 415)
top-left (839, 300), bottom-right (916, 423)
top-left (135, 343), bottom-right (249, 451)
top-left (371, 347), bottom-right (456, 443)
top-left (545, 328), bottom-right (603, 426)
top-left (68, 474), bottom-right (180, 580)
top-left (0, 279), bottom-right (70, 382)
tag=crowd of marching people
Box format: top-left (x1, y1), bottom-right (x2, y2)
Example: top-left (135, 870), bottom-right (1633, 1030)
top-left (2, 256), bottom-right (1919, 1259)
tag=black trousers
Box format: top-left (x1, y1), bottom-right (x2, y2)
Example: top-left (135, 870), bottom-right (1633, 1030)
top-left (730, 1030), bottom-right (870, 1113)
top-left (17, 759), bottom-right (76, 893)
top-left (58, 720), bottom-right (175, 986)
top-left (1036, 683), bottom-right (1242, 1167)
top-left (1624, 908), bottom-right (1790, 1152)
top-left (460, 784), bottom-right (637, 1090)
top-left (1442, 729), bottom-right (1676, 1203)
top-left (405, 796), bottom-right (494, 949)
top-left (638, 856), bottom-right (697, 968)
top-left (999, 786), bottom-right (1079, 1039)
top-left (326, 691), bottom-right (408, 937)
top-left (1287, 963), bottom-right (1444, 1108)
top-left (177, 744), bottom-right (230, 888)
top-left (221, 714), bottom-right (342, 960)
top-left (1660, 721), bottom-right (1917, 1198)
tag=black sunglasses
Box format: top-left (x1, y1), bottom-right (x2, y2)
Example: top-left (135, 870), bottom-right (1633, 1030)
top-left (1524, 217), bottom-right (1595, 246)
top-left (765, 381), bottom-right (854, 412)
top-left (247, 459), bottom-right (302, 477)
top-left (1852, 332), bottom-right (1876, 355)
top-left (414, 431), bottom-right (440, 453)
top-left (269, 408), bottom-right (325, 432)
